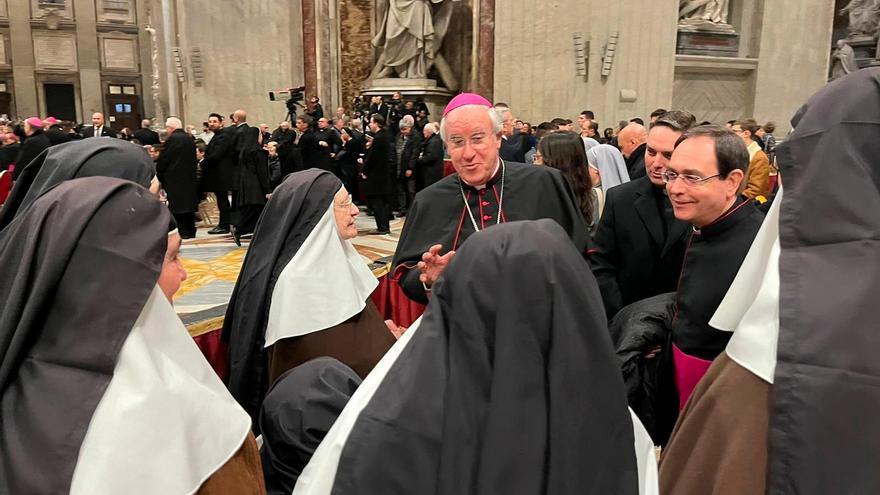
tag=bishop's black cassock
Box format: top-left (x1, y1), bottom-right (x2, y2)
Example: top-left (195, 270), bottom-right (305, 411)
top-left (391, 160), bottom-right (590, 304)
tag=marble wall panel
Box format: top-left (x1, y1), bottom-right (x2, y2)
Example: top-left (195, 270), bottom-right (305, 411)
top-left (339, 0), bottom-right (372, 111)
top-left (493, 0), bottom-right (678, 127)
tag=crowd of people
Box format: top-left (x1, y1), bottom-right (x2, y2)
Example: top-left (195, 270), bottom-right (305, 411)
top-left (1, 66), bottom-right (878, 495)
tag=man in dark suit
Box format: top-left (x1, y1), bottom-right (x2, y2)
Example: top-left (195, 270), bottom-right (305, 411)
top-left (81, 113), bottom-right (118, 138)
top-left (228, 109), bottom-right (250, 212)
top-left (495, 105), bottom-right (528, 163)
top-left (133, 119), bottom-right (160, 145)
top-left (313, 117), bottom-right (342, 176)
top-left (200, 113), bottom-right (235, 234)
top-left (618, 122), bottom-right (648, 180)
top-left (394, 115), bottom-right (421, 215)
top-left (44, 119), bottom-right (72, 146)
top-left (333, 118), bottom-right (363, 201)
top-left (590, 111), bottom-right (696, 318)
top-left (293, 115), bottom-right (318, 172)
top-left (360, 114), bottom-right (394, 235)
top-left (369, 96), bottom-right (391, 123)
top-left (415, 122), bottom-right (444, 191)
top-left (156, 117), bottom-right (199, 238)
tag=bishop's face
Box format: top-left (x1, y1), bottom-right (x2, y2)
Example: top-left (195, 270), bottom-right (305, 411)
top-left (444, 106), bottom-right (501, 187)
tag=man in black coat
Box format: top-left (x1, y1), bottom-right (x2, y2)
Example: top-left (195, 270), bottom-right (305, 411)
top-left (590, 111), bottom-right (696, 319)
top-left (313, 117), bottom-right (342, 176)
top-left (333, 119), bottom-right (363, 202)
top-left (13, 118), bottom-right (52, 180)
top-left (293, 115), bottom-right (318, 173)
top-left (228, 109), bottom-right (250, 209)
top-left (81, 113), bottom-right (118, 138)
top-left (200, 113), bottom-right (235, 234)
top-left (156, 117), bottom-right (199, 238)
top-left (360, 114), bottom-right (394, 235)
top-left (618, 122), bottom-right (648, 180)
top-left (270, 120), bottom-right (296, 177)
top-left (0, 126), bottom-right (20, 171)
top-left (495, 106), bottom-right (529, 163)
top-left (45, 122), bottom-right (72, 146)
top-left (394, 116), bottom-right (421, 215)
top-left (132, 119), bottom-right (160, 145)
top-left (415, 122), bottom-right (444, 191)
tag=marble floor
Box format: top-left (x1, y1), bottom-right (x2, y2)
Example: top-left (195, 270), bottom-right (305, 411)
top-left (175, 207), bottom-right (404, 326)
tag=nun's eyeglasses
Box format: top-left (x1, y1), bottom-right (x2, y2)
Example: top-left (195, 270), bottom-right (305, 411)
top-left (334, 195), bottom-right (355, 208)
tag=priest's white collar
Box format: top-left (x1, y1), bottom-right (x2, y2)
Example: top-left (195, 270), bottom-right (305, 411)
top-left (461, 159), bottom-right (501, 190)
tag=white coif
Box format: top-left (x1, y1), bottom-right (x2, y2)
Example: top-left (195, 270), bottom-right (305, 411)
top-left (264, 203), bottom-right (379, 348)
top-left (71, 286), bottom-right (251, 495)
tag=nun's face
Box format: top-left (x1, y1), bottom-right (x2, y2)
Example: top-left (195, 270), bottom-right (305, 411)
top-left (333, 189), bottom-right (359, 240)
top-left (158, 233), bottom-right (187, 302)
top-left (589, 164), bottom-right (601, 186)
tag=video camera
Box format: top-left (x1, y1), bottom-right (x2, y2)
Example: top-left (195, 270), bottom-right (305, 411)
top-left (269, 86), bottom-right (306, 122)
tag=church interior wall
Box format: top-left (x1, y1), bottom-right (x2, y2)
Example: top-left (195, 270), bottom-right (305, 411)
top-left (339, 0), bottom-right (374, 112)
top-left (161, 0), bottom-right (305, 127)
top-left (493, 0), bottom-right (678, 127)
top-left (752, 0), bottom-right (834, 135)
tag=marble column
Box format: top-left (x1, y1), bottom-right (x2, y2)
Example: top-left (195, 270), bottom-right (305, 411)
top-left (73, 0), bottom-right (103, 117)
top-left (476, 0), bottom-right (495, 99)
top-left (8, 0), bottom-right (38, 117)
top-left (302, 0), bottom-right (318, 98)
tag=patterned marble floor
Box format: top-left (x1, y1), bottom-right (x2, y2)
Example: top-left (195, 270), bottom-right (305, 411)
top-left (174, 208), bottom-right (404, 319)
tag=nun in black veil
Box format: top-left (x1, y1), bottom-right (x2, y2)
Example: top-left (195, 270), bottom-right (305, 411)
top-left (292, 219), bottom-right (659, 495)
top-left (224, 169), bottom-right (396, 421)
top-left (0, 138), bottom-right (156, 230)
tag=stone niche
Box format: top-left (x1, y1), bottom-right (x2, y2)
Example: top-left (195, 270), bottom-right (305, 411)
top-left (342, 0), bottom-right (475, 113)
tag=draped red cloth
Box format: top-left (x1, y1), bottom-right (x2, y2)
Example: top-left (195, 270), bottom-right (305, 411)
top-left (370, 271), bottom-right (426, 327)
top-left (443, 159), bottom-right (455, 177)
top-left (193, 330), bottom-right (229, 380)
top-left (0, 166), bottom-right (14, 206)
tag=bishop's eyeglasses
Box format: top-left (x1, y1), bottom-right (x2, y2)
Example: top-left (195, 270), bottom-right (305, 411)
top-left (661, 170), bottom-right (721, 187)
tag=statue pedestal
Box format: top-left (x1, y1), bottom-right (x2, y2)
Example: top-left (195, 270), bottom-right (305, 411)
top-left (847, 36), bottom-right (879, 68)
top-left (361, 78), bottom-right (455, 121)
top-left (676, 30), bottom-right (740, 57)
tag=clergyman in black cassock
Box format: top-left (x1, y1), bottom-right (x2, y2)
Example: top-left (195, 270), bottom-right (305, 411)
top-left (392, 159), bottom-right (589, 304)
top-left (661, 66), bottom-right (880, 495)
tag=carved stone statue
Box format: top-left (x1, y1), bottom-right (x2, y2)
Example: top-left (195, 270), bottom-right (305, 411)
top-left (842, 0), bottom-right (880, 39)
top-left (370, 0), bottom-right (459, 88)
top-left (678, 0), bottom-right (735, 33)
top-left (830, 39), bottom-right (860, 80)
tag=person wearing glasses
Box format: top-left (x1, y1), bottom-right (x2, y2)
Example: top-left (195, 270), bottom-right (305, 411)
top-left (590, 110), bottom-right (696, 319)
top-left (223, 170), bottom-right (397, 421)
top-left (664, 125), bottom-right (765, 410)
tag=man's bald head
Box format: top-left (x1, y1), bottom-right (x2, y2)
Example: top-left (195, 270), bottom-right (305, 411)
top-left (233, 109), bottom-right (247, 124)
top-left (618, 123), bottom-right (648, 158)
